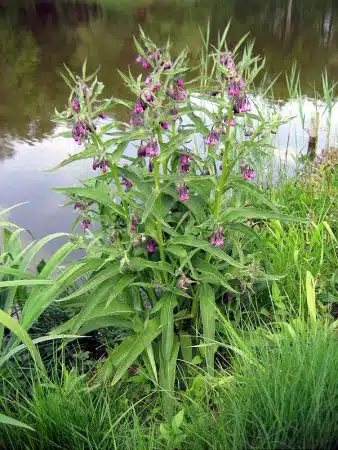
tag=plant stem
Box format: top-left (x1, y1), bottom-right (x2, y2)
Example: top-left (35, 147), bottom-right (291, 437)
top-left (111, 163), bottom-right (129, 218)
top-left (153, 156), bottom-right (167, 277)
top-left (213, 117), bottom-right (232, 219)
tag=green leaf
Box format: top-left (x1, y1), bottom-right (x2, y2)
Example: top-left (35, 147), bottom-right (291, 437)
top-left (0, 280), bottom-right (53, 288)
top-left (197, 283), bottom-right (216, 376)
top-left (221, 207), bottom-right (307, 223)
top-left (106, 274), bottom-right (136, 306)
top-left (193, 258), bottom-right (237, 292)
top-left (0, 413), bottom-right (34, 431)
top-left (141, 189), bottom-right (158, 224)
top-left (161, 294), bottom-right (175, 361)
top-left (166, 244), bottom-right (187, 259)
top-left (129, 257), bottom-right (174, 274)
top-left (306, 271), bottom-right (317, 324)
top-left (0, 310), bottom-right (45, 373)
top-left (172, 409), bottom-right (185, 434)
top-left (179, 332), bottom-right (192, 363)
top-left (170, 236), bottom-right (244, 268)
top-left (110, 319), bottom-right (161, 386)
top-left (53, 186), bottom-right (125, 217)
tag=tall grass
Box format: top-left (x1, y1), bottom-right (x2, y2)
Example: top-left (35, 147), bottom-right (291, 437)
top-left (181, 320), bottom-right (338, 450)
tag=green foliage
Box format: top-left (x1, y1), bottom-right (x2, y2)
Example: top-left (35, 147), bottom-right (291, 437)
top-left (50, 30), bottom-right (304, 398)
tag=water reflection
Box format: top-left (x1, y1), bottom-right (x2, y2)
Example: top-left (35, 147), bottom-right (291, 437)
top-left (0, 0), bottom-right (337, 243)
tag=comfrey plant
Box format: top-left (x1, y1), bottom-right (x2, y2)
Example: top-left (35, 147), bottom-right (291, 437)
top-left (53, 30), bottom-right (296, 407)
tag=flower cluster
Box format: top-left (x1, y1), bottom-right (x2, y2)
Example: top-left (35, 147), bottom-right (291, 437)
top-left (179, 154), bottom-right (191, 173)
top-left (210, 227), bottom-right (224, 248)
top-left (137, 139), bottom-right (160, 158)
top-left (92, 159), bottom-right (109, 173)
top-left (240, 160), bottom-right (256, 181)
top-left (72, 120), bottom-right (88, 145)
top-left (220, 52), bottom-right (251, 114)
top-left (167, 79), bottom-right (187, 101)
top-left (205, 130), bottom-right (220, 147)
top-left (177, 182), bottom-right (189, 201)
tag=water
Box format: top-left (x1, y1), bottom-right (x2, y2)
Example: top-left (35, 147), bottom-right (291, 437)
top-left (0, 0), bottom-right (338, 248)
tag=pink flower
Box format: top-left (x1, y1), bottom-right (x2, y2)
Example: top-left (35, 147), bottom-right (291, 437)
top-left (179, 154), bottom-right (191, 173)
top-left (160, 121), bottom-right (170, 130)
top-left (205, 130), bottom-right (220, 146)
top-left (240, 161), bottom-right (256, 181)
top-left (152, 81), bottom-right (161, 90)
top-left (122, 177), bottom-right (133, 189)
top-left (145, 76), bottom-right (152, 86)
top-left (176, 78), bottom-right (184, 87)
top-left (134, 99), bottom-right (146, 115)
top-left (224, 115), bottom-right (236, 127)
top-left (80, 219), bottom-right (90, 230)
top-left (71, 97), bottom-right (80, 113)
top-left (98, 112), bottom-right (108, 119)
top-left (161, 60), bottom-right (172, 70)
top-left (145, 139), bottom-right (160, 157)
top-left (210, 228), bottom-right (224, 247)
top-left (72, 119), bottom-right (88, 145)
top-left (177, 183), bottom-right (189, 201)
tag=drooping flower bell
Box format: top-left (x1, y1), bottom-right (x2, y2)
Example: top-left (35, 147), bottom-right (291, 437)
top-left (71, 97), bottom-right (80, 113)
top-left (148, 160), bottom-right (153, 173)
top-left (240, 161), bottom-right (256, 181)
top-left (136, 55), bottom-right (150, 69)
top-left (233, 96), bottom-right (251, 114)
top-left (152, 80), bottom-right (161, 91)
top-left (210, 227), bottom-right (224, 248)
top-left (146, 239), bottom-right (157, 253)
top-left (80, 219), bottom-right (91, 231)
top-left (167, 80), bottom-right (186, 101)
top-left (228, 78), bottom-right (245, 97)
top-left (177, 182), bottom-right (190, 201)
top-left (93, 159), bottom-right (109, 173)
top-left (122, 177), bottom-right (133, 189)
top-left (160, 121), bottom-right (170, 130)
top-left (220, 53), bottom-right (237, 77)
top-left (130, 215), bottom-right (138, 232)
top-left (72, 119), bottom-right (88, 145)
top-left (134, 99), bottom-right (147, 115)
top-left (205, 130), bottom-right (220, 146)
top-left (179, 154), bottom-right (191, 173)
top-left (145, 139), bottom-right (160, 157)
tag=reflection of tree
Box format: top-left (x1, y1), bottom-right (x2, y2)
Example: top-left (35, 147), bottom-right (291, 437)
top-left (0, 136), bottom-right (15, 161)
top-left (0, 0), bottom-right (338, 156)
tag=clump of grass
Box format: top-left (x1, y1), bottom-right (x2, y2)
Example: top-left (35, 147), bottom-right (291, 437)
top-left (182, 320), bottom-right (338, 450)
top-left (0, 365), bottom-right (160, 450)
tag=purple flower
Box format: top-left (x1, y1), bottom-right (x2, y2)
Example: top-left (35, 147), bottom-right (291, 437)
top-left (122, 177), bottom-right (133, 189)
top-left (145, 76), bottom-right (152, 86)
top-left (80, 219), bottom-right (91, 230)
top-left (134, 99), bottom-right (147, 115)
top-left (146, 239), bottom-right (157, 253)
top-left (136, 55), bottom-right (150, 69)
top-left (144, 89), bottom-right (154, 103)
top-left (98, 112), bottom-right (108, 119)
top-left (228, 78), bottom-right (245, 97)
top-left (152, 81), bottom-right (161, 90)
top-left (149, 49), bottom-right (161, 61)
top-left (176, 78), bottom-right (184, 87)
top-left (148, 160), bottom-right (153, 173)
top-left (145, 139), bottom-right (160, 157)
top-left (72, 120), bottom-right (88, 145)
top-left (130, 215), bottom-right (138, 232)
top-left (160, 121), bottom-right (170, 130)
top-left (138, 142), bottom-right (147, 157)
top-left (167, 85), bottom-right (186, 101)
top-left (93, 159), bottom-right (108, 173)
top-left (177, 182), bottom-right (189, 201)
top-left (224, 115), bottom-right (236, 127)
top-left (234, 96), bottom-right (251, 114)
top-left (210, 228), bottom-right (224, 248)
top-left (205, 130), bottom-right (220, 146)
top-left (170, 105), bottom-right (179, 120)
top-left (240, 161), bottom-right (256, 181)
top-left (179, 154), bottom-right (191, 173)
top-left (71, 97), bottom-right (80, 113)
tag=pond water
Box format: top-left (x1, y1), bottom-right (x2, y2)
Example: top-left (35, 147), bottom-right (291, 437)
top-left (0, 0), bottom-right (338, 250)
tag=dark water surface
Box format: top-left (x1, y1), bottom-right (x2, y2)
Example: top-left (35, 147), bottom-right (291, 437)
top-left (0, 0), bottom-right (337, 246)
